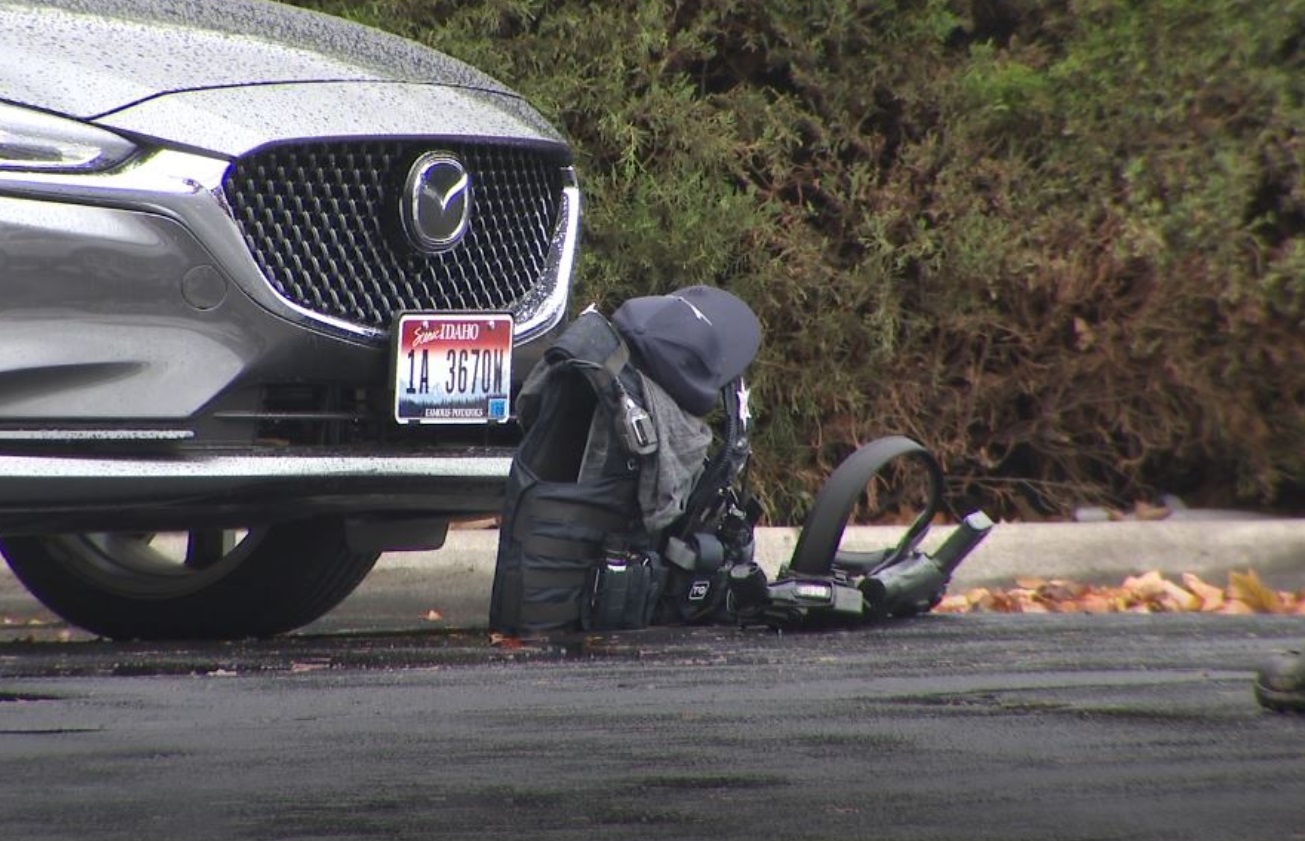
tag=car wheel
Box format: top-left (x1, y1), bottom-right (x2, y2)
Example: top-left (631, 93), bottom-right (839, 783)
top-left (0, 518), bottom-right (380, 640)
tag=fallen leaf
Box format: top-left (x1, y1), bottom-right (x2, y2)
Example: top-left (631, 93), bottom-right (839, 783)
top-left (939, 571), bottom-right (1296, 616)
top-left (1011, 590), bottom-right (1048, 612)
top-left (1077, 593), bottom-right (1118, 614)
top-left (1228, 570), bottom-right (1285, 614)
top-left (1181, 573), bottom-right (1225, 611)
top-left (1157, 579), bottom-right (1201, 612)
top-left (424, 610), bottom-right (444, 622)
top-left (1036, 581), bottom-right (1087, 604)
top-left (935, 594), bottom-right (973, 613)
top-left (988, 590), bottom-right (1019, 612)
top-left (1123, 570), bottom-right (1167, 602)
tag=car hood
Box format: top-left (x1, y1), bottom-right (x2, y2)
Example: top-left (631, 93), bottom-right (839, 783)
top-left (94, 81), bottom-right (566, 157)
top-left (0, 0), bottom-right (518, 118)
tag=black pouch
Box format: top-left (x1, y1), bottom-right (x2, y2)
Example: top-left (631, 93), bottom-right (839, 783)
top-left (582, 550), bottom-right (667, 631)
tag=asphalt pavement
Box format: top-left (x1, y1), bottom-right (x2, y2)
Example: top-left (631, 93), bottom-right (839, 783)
top-left (3, 514), bottom-right (1304, 841)
top-left (3, 614), bottom-right (1303, 840)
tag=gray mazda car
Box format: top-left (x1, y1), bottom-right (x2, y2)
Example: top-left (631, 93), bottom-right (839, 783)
top-left (0, 0), bottom-right (579, 639)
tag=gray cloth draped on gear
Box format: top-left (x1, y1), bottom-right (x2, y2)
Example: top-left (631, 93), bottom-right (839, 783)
top-left (578, 372), bottom-right (711, 534)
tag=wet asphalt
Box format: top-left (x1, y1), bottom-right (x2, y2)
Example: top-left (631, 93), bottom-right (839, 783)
top-left (2, 611), bottom-right (1303, 841)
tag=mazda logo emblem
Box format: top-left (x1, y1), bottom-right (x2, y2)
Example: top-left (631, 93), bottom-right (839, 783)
top-left (401, 152), bottom-right (471, 252)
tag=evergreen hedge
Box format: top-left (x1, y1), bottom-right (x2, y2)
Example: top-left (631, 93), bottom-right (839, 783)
top-left (287, 0), bottom-right (1305, 523)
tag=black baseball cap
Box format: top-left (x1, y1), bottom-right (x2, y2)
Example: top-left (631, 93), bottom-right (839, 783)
top-left (612, 285), bottom-right (761, 416)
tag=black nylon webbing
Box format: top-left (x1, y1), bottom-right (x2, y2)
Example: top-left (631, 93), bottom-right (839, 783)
top-left (523, 498), bottom-right (629, 533)
top-left (521, 599), bottom-right (581, 624)
top-left (520, 533), bottom-right (596, 560)
top-left (522, 567), bottom-right (588, 590)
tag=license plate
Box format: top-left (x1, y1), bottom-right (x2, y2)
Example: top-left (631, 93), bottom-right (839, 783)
top-left (393, 313), bottom-right (513, 424)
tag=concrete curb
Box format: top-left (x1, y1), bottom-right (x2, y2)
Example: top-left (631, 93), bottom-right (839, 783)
top-left (4, 517), bottom-right (1302, 635)
top-left (368, 518), bottom-right (1305, 627)
top-left (384, 518), bottom-right (1305, 585)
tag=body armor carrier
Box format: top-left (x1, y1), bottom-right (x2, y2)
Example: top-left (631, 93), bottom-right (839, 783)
top-left (489, 311), bottom-right (662, 634)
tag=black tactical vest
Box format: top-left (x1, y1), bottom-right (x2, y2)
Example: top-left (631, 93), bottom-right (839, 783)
top-left (488, 311), bottom-right (652, 635)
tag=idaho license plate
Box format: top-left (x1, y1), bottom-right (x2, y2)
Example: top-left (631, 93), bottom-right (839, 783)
top-left (393, 313), bottom-right (513, 424)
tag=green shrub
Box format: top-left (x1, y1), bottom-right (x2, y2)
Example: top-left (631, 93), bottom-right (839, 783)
top-left (286, 0), bottom-right (1305, 522)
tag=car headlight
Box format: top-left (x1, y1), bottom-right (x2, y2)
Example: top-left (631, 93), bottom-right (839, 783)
top-left (0, 102), bottom-right (138, 172)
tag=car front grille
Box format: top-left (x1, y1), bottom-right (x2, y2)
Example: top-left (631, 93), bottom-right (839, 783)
top-left (222, 140), bottom-right (566, 333)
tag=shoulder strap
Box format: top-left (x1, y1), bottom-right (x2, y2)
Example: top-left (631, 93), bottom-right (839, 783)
top-left (663, 376), bottom-right (752, 545)
top-left (785, 436), bottom-right (943, 577)
top-left (545, 310), bottom-right (629, 385)
top-left (545, 310), bottom-right (657, 456)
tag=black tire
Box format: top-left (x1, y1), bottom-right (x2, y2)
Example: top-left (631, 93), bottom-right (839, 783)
top-left (0, 518), bottom-right (380, 640)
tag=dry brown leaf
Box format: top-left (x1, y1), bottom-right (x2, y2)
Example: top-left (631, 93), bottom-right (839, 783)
top-left (1078, 593), bottom-right (1119, 614)
top-left (1036, 581), bottom-right (1087, 604)
top-left (1228, 570), bottom-right (1285, 614)
top-left (940, 571), bottom-right (1296, 616)
top-left (1157, 579), bottom-right (1202, 612)
top-left (1181, 573), bottom-right (1225, 611)
top-left (935, 594), bottom-right (972, 613)
top-left (1012, 590), bottom-right (1048, 612)
top-left (988, 591), bottom-right (1019, 612)
top-left (489, 632), bottom-right (524, 649)
top-left (1123, 570), bottom-right (1167, 601)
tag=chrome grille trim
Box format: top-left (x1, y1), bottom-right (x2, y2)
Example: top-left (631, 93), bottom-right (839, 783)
top-left (221, 141), bottom-right (571, 338)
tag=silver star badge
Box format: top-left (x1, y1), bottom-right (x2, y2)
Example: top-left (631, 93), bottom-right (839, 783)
top-left (736, 380), bottom-right (752, 427)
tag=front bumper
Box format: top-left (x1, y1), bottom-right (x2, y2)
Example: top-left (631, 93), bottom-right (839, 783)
top-left (0, 448), bottom-right (515, 535)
